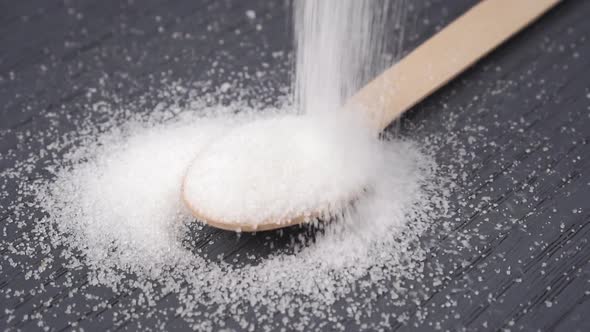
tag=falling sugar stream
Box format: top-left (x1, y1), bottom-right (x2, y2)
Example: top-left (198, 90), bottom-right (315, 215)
top-left (294, 0), bottom-right (404, 115)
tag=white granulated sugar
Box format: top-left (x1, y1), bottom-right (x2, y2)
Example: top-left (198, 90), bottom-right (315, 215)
top-left (0, 95), bottom-right (451, 329)
top-left (42, 115), bottom-right (230, 271)
top-left (183, 112), bottom-right (379, 227)
top-left (0, 0), bottom-right (463, 330)
top-left (1, 96), bottom-right (456, 330)
top-left (245, 10), bottom-right (256, 20)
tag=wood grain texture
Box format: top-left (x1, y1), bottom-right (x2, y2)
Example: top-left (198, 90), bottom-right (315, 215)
top-left (1, 0), bottom-right (589, 331)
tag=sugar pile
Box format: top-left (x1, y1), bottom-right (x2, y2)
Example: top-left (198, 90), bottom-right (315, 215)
top-left (35, 101), bottom-right (439, 274)
top-left (6, 100), bottom-right (448, 329)
top-left (0, 96), bottom-right (452, 327)
top-left (183, 112), bottom-right (380, 229)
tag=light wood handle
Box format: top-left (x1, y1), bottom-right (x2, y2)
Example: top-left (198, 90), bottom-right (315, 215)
top-left (346, 0), bottom-right (560, 131)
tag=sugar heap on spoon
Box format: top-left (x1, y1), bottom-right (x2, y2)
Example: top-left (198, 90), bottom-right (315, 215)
top-left (182, 112), bottom-right (379, 231)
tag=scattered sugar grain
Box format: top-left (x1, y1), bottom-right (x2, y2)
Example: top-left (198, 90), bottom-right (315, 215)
top-left (245, 10), bottom-right (256, 20)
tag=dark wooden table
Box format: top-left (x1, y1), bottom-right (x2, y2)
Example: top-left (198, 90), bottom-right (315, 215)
top-left (1, 0), bottom-right (589, 331)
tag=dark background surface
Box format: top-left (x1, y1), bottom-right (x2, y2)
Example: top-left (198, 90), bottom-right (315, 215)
top-left (1, 0), bottom-right (589, 331)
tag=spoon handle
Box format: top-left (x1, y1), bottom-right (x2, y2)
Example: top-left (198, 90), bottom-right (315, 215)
top-left (346, 0), bottom-right (561, 131)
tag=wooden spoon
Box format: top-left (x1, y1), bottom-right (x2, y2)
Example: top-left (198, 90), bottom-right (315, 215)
top-left (182, 0), bottom-right (560, 232)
